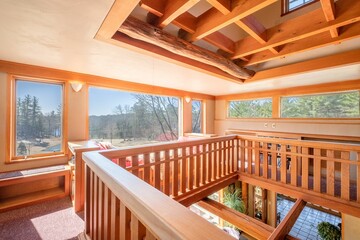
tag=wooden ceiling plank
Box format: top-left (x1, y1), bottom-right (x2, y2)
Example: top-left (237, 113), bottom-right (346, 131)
top-left (208, 0), bottom-right (278, 53)
top-left (96, 0), bottom-right (140, 40)
top-left (232, 0), bottom-right (360, 59)
top-left (191, 0), bottom-right (277, 41)
top-left (247, 49), bottom-right (360, 83)
top-left (118, 16), bottom-right (254, 79)
top-left (158, 0), bottom-right (200, 28)
top-left (198, 198), bottom-right (274, 240)
top-left (244, 22), bottom-right (360, 66)
top-left (320, 0), bottom-right (339, 37)
top-left (140, 1), bottom-right (236, 54)
top-left (268, 198), bottom-right (306, 240)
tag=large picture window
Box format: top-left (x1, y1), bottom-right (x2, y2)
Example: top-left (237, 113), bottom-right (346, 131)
top-left (281, 91), bottom-right (360, 118)
top-left (89, 87), bottom-right (179, 147)
top-left (228, 99), bottom-right (272, 118)
top-left (14, 79), bottom-right (63, 158)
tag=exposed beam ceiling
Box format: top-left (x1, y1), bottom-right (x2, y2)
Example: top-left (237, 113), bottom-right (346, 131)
top-left (119, 16), bottom-right (254, 80)
top-left (320, 0), bottom-right (338, 37)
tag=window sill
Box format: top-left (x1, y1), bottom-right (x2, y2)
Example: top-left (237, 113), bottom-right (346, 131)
top-left (6, 154), bottom-right (68, 164)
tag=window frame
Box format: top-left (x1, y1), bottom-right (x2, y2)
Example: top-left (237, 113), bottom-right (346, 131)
top-left (227, 97), bottom-right (273, 119)
top-left (280, 90), bottom-right (360, 119)
top-left (281, 0), bottom-right (318, 16)
top-left (7, 75), bottom-right (68, 163)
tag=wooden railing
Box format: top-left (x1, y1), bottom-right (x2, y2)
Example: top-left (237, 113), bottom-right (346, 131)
top-left (237, 135), bottom-right (360, 216)
top-left (100, 135), bottom-right (239, 205)
top-left (82, 136), bottom-right (239, 240)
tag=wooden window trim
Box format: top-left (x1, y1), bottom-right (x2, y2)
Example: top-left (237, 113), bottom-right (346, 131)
top-left (6, 75), bottom-right (68, 164)
top-left (281, 0), bottom-right (319, 16)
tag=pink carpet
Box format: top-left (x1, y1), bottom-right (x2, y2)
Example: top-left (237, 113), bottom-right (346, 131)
top-left (0, 197), bottom-right (84, 240)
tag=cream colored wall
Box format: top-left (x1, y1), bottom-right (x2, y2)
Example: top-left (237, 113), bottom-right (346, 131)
top-left (215, 99), bottom-right (360, 137)
top-left (343, 214), bottom-right (360, 239)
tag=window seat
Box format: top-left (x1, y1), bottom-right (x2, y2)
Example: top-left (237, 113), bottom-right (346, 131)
top-left (0, 165), bottom-right (70, 212)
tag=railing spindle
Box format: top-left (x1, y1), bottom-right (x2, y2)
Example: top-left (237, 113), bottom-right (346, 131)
top-left (341, 151), bottom-right (350, 200)
top-left (172, 148), bottom-right (179, 197)
top-left (181, 147), bottom-right (187, 193)
top-left (280, 145), bottom-right (287, 184)
top-left (120, 202), bottom-right (131, 240)
top-left (164, 150), bottom-right (170, 195)
top-left (131, 213), bottom-right (146, 240)
top-left (290, 146), bottom-right (297, 186)
top-left (154, 152), bottom-right (161, 190)
top-left (144, 153), bottom-right (151, 184)
top-left (314, 148), bottom-right (321, 193)
top-left (262, 142), bottom-right (269, 179)
top-left (189, 147), bottom-right (194, 190)
top-left (255, 141), bottom-right (260, 176)
top-left (271, 143), bottom-right (277, 181)
top-left (201, 144), bottom-right (206, 185)
top-left (301, 147), bottom-right (309, 189)
top-left (326, 150), bottom-right (335, 196)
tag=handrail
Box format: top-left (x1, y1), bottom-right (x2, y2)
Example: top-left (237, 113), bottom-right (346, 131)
top-left (83, 151), bottom-right (234, 240)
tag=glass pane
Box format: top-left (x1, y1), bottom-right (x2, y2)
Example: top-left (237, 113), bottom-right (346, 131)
top-left (16, 80), bottom-right (63, 157)
top-left (281, 91), bottom-right (360, 118)
top-left (288, 0), bottom-right (314, 11)
top-left (192, 100), bottom-right (202, 133)
top-left (89, 87), bottom-right (179, 147)
top-left (228, 99), bottom-right (272, 118)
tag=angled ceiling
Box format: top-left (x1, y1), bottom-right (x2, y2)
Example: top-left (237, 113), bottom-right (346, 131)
top-left (0, 0), bottom-right (359, 96)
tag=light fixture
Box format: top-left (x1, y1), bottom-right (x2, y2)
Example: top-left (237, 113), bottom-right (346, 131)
top-left (70, 82), bottom-right (83, 92)
top-left (185, 96), bottom-right (191, 103)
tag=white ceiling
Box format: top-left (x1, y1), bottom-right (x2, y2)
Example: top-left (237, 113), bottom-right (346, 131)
top-left (0, 0), bottom-right (359, 96)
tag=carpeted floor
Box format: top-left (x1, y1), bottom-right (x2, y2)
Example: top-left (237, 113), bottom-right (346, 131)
top-left (0, 197), bottom-right (84, 240)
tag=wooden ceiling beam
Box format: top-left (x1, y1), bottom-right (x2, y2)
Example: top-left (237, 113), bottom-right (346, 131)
top-left (191, 0), bottom-right (277, 41)
top-left (140, 0), bottom-right (236, 54)
top-left (247, 49), bottom-right (360, 83)
top-left (232, 0), bottom-right (360, 59)
top-left (95, 0), bottom-right (140, 40)
top-left (118, 16), bottom-right (254, 80)
top-left (243, 21), bottom-right (360, 66)
top-left (207, 0), bottom-right (279, 54)
top-left (320, 0), bottom-right (339, 37)
top-left (268, 198), bottom-right (306, 240)
top-left (198, 198), bottom-right (275, 240)
top-left (158, 0), bottom-right (200, 28)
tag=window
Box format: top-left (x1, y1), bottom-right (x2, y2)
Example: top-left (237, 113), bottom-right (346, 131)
top-left (282, 0), bottom-right (317, 14)
top-left (228, 99), bottom-right (272, 118)
top-left (89, 87), bottom-right (179, 147)
top-left (281, 91), bottom-right (360, 118)
top-left (14, 79), bottom-right (64, 158)
top-left (191, 100), bottom-right (202, 133)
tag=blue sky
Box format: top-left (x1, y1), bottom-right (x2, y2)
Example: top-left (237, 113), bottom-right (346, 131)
top-left (17, 81), bottom-right (62, 114)
top-left (89, 87), bottom-right (137, 116)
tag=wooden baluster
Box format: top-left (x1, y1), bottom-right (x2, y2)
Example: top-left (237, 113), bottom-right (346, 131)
top-left (326, 150), bottom-right (335, 197)
top-left (195, 145), bottom-right (201, 187)
top-left (119, 157), bottom-right (127, 169)
top-left (263, 142), bottom-right (268, 179)
top-left (225, 141), bottom-right (229, 175)
top-left (255, 141), bottom-right (260, 176)
top-left (221, 141), bottom-right (225, 177)
top-left (314, 148), bottom-right (321, 193)
top-left (144, 153), bottom-right (151, 184)
top-left (231, 139), bottom-right (235, 173)
top-left (247, 140), bottom-right (252, 174)
top-left (110, 192), bottom-right (120, 240)
top-left (131, 213), bottom-right (146, 240)
top-left (89, 170), bottom-right (94, 239)
top-left (155, 152), bottom-right (161, 191)
top-left (98, 179), bottom-right (104, 240)
top-left (280, 145), bottom-right (287, 184)
top-left (164, 150), bottom-right (170, 196)
top-left (290, 146), bottom-right (298, 186)
top-left (120, 202), bottom-right (131, 240)
top-left (341, 151), bottom-right (350, 201)
top-left (301, 147), bottom-right (309, 189)
top-left (145, 229), bottom-right (157, 240)
top-left (201, 144), bottom-right (206, 185)
top-left (207, 143), bottom-right (212, 183)
top-left (189, 147), bottom-right (194, 190)
top-left (271, 143), bottom-right (277, 181)
top-left (93, 174), bottom-right (98, 240)
top-left (240, 140), bottom-right (245, 172)
top-left (357, 152), bottom-right (360, 203)
top-left (233, 139), bottom-right (238, 172)
top-left (215, 142), bottom-right (219, 179)
top-left (181, 147), bottom-right (187, 194)
top-left (104, 186), bottom-right (111, 239)
top-left (132, 156), bottom-right (139, 177)
top-left (172, 149), bottom-right (179, 197)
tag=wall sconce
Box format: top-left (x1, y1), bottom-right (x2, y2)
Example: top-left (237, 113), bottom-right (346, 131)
top-left (70, 82), bottom-right (83, 92)
top-left (185, 96), bottom-right (191, 103)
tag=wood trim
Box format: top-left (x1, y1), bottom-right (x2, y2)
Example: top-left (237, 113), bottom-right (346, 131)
top-left (217, 79), bottom-right (360, 100)
top-left (269, 198), bottom-right (306, 240)
top-left (0, 60), bottom-right (214, 100)
top-left (247, 49), bottom-right (360, 83)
